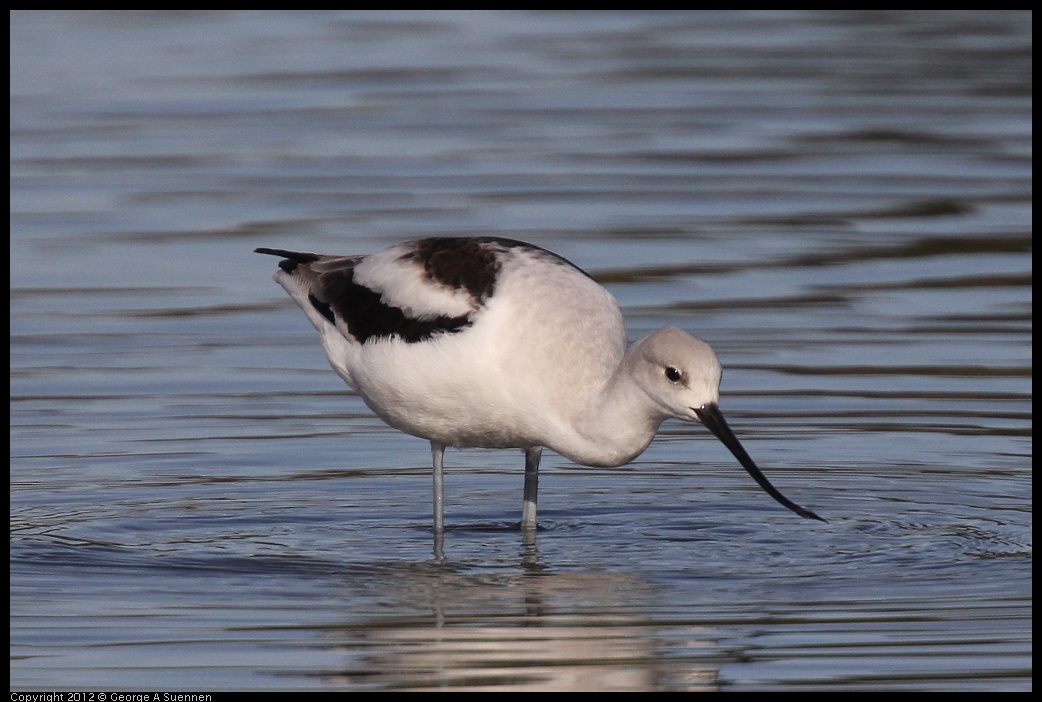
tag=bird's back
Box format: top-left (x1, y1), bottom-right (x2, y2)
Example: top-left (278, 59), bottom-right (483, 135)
top-left (258, 238), bottom-right (627, 450)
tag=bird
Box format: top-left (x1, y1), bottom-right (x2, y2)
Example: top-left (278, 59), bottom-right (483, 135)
top-left (256, 236), bottom-right (824, 541)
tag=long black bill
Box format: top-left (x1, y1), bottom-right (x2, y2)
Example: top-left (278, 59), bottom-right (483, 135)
top-left (694, 403), bottom-right (825, 522)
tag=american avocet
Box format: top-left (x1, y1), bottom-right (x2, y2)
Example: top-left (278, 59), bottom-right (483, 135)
top-left (256, 237), bottom-right (823, 539)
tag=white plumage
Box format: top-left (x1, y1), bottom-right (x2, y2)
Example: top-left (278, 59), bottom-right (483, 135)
top-left (257, 237), bottom-right (822, 544)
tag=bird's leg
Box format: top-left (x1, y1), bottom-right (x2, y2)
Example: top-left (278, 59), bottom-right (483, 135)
top-left (431, 442), bottom-right (445, 535)
top-left (521, 446), bottom-right (542, 531)
top-left (433, 528), bottom-right (444, 563)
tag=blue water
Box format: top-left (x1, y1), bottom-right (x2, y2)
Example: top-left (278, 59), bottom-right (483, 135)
top-left (10, 11), bottom-right (1031, 691)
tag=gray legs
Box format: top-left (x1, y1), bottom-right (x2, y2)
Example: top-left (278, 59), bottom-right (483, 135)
top-left (522, 446), bottom-right (542, 531)
top-left (429, 443), bottom-right (543, 553)
top-left (431, 441), bottom-right (446, 560)
top-left (431, 441), bottom-right (445, 534)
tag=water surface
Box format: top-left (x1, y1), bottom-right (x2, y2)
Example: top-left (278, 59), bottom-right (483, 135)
top-left (10, 10), bottom-right (1031, 691)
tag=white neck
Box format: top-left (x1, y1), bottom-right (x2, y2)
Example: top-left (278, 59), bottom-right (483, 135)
top-left (552, 348), bottom-right (668, 467)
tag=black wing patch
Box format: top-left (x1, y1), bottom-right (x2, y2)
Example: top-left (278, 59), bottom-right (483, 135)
top-left (399, 237), bottom-right (501, 303)
top-left (316, 267), bottom-right (473, 344)
top-left (259, 237), bottom-right (586, 345)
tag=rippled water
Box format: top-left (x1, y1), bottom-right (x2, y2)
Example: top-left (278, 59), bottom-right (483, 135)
top-left (10, 11), bottom-right (1031, 691)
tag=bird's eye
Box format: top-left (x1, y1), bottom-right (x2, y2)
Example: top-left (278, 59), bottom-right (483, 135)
top-left (665, 366), bottom-right (682, 383)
